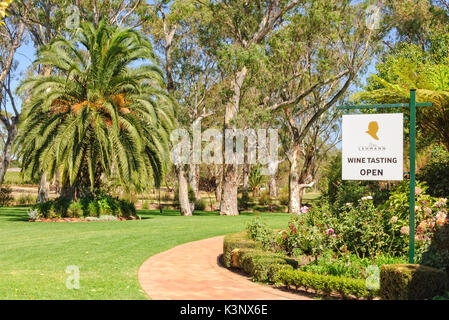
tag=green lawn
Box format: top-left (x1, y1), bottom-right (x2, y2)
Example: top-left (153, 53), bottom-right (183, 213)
top-left (0, 207), bottom-right (291, 300)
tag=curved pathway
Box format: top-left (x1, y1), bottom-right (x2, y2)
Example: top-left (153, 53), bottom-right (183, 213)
top-left (138, 236), bottom-right (312, 300)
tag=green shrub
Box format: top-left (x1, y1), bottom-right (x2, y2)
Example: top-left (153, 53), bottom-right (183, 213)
top-left (247, 218), bottom-right (276, 249)
top-left (142, 200), bottom-right (150, 210)
top-left (194, 199), bottom-right (207, 211)
top-left (67, 201), bottom-right (83, 218)
top-left (418, 146), bottom-right (449, 198)
top-left (33, 200), bottom-right (54, 218)
top-left (238, 192), bottom-right (251, 210)
top-left (223, 231), bottom-right (259, 267)
top-left (259, 193), bottom-right (271, 206)
top-left (277, 268), bottom-right (376, 299)
top-left (0, 186), bottom-right (14, 207)
top-left (87, 200), bottom-right (100, 217)
top-left (118, 199), bottom-right (136, 217)
top-left (52, 197), bottom-right (71, 217)
top-left (380, 264), bottom-right (448, 300)
top-left (279, 194), bottom-right (289, 206)
top-left (15, 193), bottom-right (35, 206)
top-left (236, 249), bottom-right (297, 283)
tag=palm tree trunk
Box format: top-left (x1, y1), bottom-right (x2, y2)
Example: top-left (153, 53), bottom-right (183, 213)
top-left (37, 173), bottom-right (49, 203)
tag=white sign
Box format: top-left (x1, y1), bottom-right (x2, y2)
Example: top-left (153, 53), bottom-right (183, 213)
top-left (342, 113), bottom-right (403, 181)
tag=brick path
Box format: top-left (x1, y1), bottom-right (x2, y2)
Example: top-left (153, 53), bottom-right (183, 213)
top-left (138, 236), bottom-right (313, 300)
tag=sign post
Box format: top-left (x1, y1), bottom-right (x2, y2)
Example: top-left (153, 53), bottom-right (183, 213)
top-left (337, 89), bottom-right (432, 263)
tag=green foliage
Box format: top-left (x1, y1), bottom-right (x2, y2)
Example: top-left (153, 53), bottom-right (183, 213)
top-left (418, 146), bottom-right (449, 198)
top-left (238, 192), bottom-right (251, 210)
top-left (248, 166), bottom-right (266, 197)
top-left (246, 218), bottom-right (276, 250)
top-left (67, 201), bottom-right (83, 218)
top-left (235, 249), bottom-right (297, 283)
top-left (33, 195), bottom-right (136, 219)
top-left (277, 268), bottom-right (376, 299)
top-left (16, 20), bottom-right (174, 196)
top-left (325, 153), bottom-right (390, 209)
top-left (15, 194), bottom-right (35, 206)
top-left (194, 199), bottom-right (206, 211)
top-left (419, 222), bottom-right (449, 274)
top-left (0, 186), bottom-right (13, 207)
top-left (222, 231), bottom-right (258, 268)
top-left (34, 200), bottom-right (54, 218)
top-left (354, 40), bottom-right (449, 151)
top-left (380, 264), bottom-right (448, 300)
top-left (299, 251), bottom-right (407, 279)
top-left (258, 193), bottom-right (271, 206)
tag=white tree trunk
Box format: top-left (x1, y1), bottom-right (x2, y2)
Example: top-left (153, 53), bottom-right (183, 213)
top-left (177, 165), bottom-right (192, 216)
top-left (188, 163), bottom-right (201, 200)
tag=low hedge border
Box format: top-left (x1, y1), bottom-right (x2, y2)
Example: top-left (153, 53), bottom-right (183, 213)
top-left (277, 268), bottom-right (377, 299)
top-left (380, 264), bottom-right (449, 300)
top-left (223, 231), bottom-right (296, 283)
top-left (223, 231), bottom-right (377, 299)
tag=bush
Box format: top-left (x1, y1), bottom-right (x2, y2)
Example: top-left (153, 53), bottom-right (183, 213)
top-left (0, 186), bottom-right (13, 207)
top-left (418, 221), bottom-right (449, 275)
top-left (238, 192), bottom-right (251, 210)
top-left (67, 201), bottom-right (83, 218)
top-left (34, 200), bottom-right (54, 218)
top-left (279, 194), bottom-right (289, 206)
top-left (87, 200), bottom-right (100, 217)
top-left (259, 193), bottom-right (271, 206)
top-left (235, 249), bottom-right (297, 283)
top-left (194, 199), bottom-right (207, 211)
top-left (418, 146), bottom-right (449, 198)
top-left (380, 264), bottom-right (448, 300)
top-left (15, 193), bottom-right (35, 206)
top-left (247, 218), bottom-right (276, 250)
top-left (277, 268), bottom-right (376, 299)
top-left (223, 231), bottom-right (259, 267)
top-left (52, 197), bottom-right (71, 217)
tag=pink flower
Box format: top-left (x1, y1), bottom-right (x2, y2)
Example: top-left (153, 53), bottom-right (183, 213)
top-left (415, 187), bottom-right (422, 196)
top-left (400, 226), bottom-right (410, 235)
top-left (300, 206), bottom-right (310, 214)
top-left (326, 228), bottom-right (335, 235)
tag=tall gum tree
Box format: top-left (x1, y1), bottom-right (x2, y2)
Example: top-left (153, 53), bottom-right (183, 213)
top-left (254, 0), bottom-right (385, 214)
top-left (202, 0), bottom-right (301, 216)
top-left (143, 0), bottom-right (219, 215)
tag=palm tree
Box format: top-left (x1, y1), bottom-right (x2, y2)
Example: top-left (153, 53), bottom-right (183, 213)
top-left (16, 20), bottom-right (175, 200)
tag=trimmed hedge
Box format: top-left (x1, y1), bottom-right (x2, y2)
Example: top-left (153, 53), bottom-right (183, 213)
top-left (380, 264), bottom-right (449, 300)
top-left (223, 231), bottom-right (296, 283)
top-left (236, 248), bottom-right (297, 283)
top-left (223, 231), bottom-right (259, 268)
top-left (277, 268), bottom-right (376, 299)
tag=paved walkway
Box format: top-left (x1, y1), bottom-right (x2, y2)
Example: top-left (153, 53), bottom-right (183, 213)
top-left (138, 236), bottom-right (312, 300)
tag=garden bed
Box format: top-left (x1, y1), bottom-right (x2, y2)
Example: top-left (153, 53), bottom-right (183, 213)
top-left (223, 231), bottom-right (377, 299)
top-left (31, 216), bottom-right (140, 222)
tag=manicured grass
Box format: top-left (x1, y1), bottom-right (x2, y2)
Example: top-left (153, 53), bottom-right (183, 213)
top-left (0, 207), bottom-right (291, 300)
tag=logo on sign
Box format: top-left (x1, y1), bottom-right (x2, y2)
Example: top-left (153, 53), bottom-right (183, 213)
top-left (366, 121), bottom-right (379, 140)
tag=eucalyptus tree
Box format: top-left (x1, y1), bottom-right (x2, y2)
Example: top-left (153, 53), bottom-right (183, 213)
top-left (16, 21), bottom-right (174, 199)
top-left (254, 0), bottom-right (385, 214)
top-left (200, 0), bottom-right (301, 216)
top-left (0, 1), bottom-right (26, 186)
top-left (143, 0), bottom-right (219, 215)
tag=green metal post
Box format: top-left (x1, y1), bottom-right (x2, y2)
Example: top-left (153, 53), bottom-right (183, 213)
top-left (409, 89), bottom-right (416, 264)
